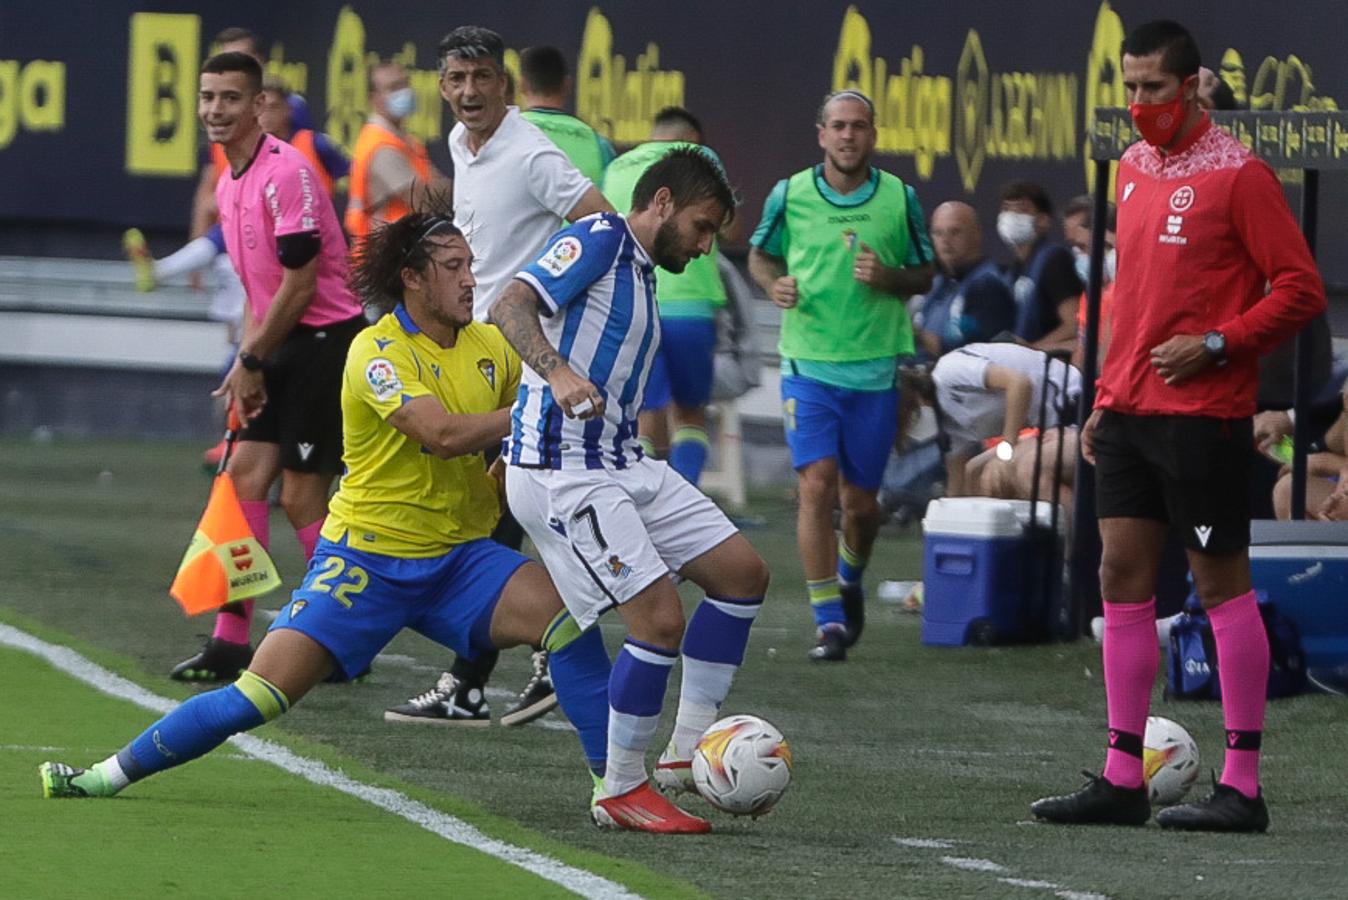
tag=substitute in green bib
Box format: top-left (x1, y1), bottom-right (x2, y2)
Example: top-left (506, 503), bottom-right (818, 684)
top-left (749, 89), bottom-right (934, 663)
top-left (518, 45), bottom-right (615, 186)
top-left (603, 107), bottom-right (726, 485)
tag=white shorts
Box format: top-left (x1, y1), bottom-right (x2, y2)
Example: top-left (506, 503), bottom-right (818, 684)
top-left (505, 458), bottom-right (739, 631)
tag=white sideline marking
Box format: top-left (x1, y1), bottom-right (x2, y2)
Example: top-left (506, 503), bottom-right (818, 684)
top-left (0, 623), bottom-right (639, 900)
top-left (942, 856), bottom-right (1008, 873)
top-left (895, 836), bottom-right (1109, 899)
top-left (892, 837), bottom-right (955, 849)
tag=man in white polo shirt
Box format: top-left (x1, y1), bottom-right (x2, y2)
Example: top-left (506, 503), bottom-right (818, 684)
top-left (441, 25), bottom-right (612, 320)
top-left (383, 24), bottom-right (613, 729)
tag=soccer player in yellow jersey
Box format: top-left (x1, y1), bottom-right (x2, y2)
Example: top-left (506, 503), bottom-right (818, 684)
top-left (39, 213), bottom-right (615, 812)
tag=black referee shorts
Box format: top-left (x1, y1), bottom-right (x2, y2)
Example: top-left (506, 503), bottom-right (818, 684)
top-left (1093, 409), bottom-right (1253, 554)
top-left (240, 315), bottom-right (366, 474)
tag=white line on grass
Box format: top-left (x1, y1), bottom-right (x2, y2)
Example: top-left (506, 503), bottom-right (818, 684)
top-left (0, 623), bottom-right (639, 900)
top-left (894, 836), bottom-right (1108, 900)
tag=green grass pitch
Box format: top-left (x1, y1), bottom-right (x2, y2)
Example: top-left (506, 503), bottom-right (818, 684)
top-left (2, 438), bottom-right (1345, 898)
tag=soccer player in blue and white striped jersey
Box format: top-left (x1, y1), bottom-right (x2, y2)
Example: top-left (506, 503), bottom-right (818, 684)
top-left (491, 148), bottom-right (771, 834)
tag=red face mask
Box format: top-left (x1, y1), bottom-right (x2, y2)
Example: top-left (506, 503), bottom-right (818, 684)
top-left (1129, 77), bottom-right (1194, 147)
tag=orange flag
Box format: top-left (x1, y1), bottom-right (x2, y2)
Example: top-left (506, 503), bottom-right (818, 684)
top-left (169, 472), bottom-right (281, 615)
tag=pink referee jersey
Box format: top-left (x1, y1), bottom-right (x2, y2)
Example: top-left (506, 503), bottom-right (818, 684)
top-left (216, 134), bottom-right (360, 327)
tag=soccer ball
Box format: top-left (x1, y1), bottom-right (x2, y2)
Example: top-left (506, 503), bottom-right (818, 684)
top-left (691, 714), bottom-right (793, 817)
top-left (1143, 716), bottom-right (1201, 806)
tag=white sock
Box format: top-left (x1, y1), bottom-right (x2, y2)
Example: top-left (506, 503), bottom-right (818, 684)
top-left (154, 236), bottom-right (218, 281)
top-left (671, 698), bottom-right (719, 759)
top-left (93, 754), bottom-right (130, 792)
top-left (603, 745), bottom-right (649, 798)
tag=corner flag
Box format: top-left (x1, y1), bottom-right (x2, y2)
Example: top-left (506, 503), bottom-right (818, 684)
top-left (169, 410), bottom-right (281, 615)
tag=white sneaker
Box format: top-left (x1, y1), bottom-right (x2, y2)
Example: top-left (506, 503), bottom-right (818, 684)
top-left (654, 740), bottom-right (696, 795)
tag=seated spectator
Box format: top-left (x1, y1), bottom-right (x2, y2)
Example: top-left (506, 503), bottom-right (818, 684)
top-left (928, 342), bottom-right (1081, 506)
top-left (1060, 195), bottom-right (1117, 373)
top-left (910, 201), bottom-right (1017, 362)
top-left (997, 182), bottom-right (1082, 347)
top-left (1272, 381), bottom-right (1348, 520)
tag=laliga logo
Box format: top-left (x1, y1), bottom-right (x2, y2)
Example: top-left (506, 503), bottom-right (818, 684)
top-left (1169, 185), bottom-right (1195, 213)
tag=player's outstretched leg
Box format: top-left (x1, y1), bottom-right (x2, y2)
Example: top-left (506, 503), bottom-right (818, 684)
top-left (657, 535), bottom-right (768, 794)
top-left (44, 629), bottom-right (332, 799)
top-left (41, 668), bottom-right (292, 798)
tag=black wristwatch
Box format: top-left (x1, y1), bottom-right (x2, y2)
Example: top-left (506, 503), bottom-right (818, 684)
top-left (1202, 330), bottom-right (1227, 366)
top-left (238, 350), bottom-right (265, 372)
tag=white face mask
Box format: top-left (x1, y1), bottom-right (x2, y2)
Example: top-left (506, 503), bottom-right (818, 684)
top-left (1072, 247), bottom-right (1118, 285)
top-left (386, 87), bottom-right (417, 119)
top-left (996, 210), bottom-right (1037, 248)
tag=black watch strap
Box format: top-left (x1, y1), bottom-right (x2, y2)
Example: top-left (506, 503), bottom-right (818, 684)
top-left (239, 351), bottom-right (265, 372)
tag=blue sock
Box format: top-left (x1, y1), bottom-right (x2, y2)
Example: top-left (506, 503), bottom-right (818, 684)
top-left (117, 671), bottom-right (288, 782)
top-left (545, 613), bottom-right (612, 776)
top-left (673, 594), bottom-right (763, 756)
top-left (808, 577), bottom-right (846, 631)
top-left (837, 540), bottom-right (867, 586)
top-left (606, 638), bottom-right (677, 795)
top-left (669, 426), bottom-right (710, 485)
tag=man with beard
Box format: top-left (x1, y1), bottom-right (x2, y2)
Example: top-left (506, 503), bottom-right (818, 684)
top-left (748, 90), bottom-right (934, 662)
top-left (384, 26), bottom-right (613, 728)
top-left (491, 147), bottom-right (770, 833)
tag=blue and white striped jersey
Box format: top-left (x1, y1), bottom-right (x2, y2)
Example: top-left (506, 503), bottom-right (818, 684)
top-left (508, 212), bottom-right (659, 469)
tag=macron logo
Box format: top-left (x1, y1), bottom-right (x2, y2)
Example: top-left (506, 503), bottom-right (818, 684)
top-left (1194, 525), bottom-right (1213, 548)
top-left (298, 443), bottom-right (315, 462)
top-left (1122, 182), bottom-right (1136, 202)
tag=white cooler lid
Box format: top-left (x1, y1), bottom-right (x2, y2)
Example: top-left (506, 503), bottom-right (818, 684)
top-left (922, 497), bottom-right (1065, 538)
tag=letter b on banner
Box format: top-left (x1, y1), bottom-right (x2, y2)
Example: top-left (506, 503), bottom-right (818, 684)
top-left (126, 13), bottom-right (199, 176)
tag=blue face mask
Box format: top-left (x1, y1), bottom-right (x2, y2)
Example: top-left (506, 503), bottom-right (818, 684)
top-left (386, 87), bottom-right (417, 120)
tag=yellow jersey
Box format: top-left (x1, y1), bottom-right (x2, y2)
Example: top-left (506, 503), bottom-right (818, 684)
top-left (322, 306), bottom-right (521, 556)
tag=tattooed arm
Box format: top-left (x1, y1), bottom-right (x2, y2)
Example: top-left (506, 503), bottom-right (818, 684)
top-left (489, 280), bottom-right (605, 419)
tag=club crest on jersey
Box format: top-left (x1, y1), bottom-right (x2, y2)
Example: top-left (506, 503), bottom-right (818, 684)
top-left (365, 358), bottom-right (403, 402)
top-left (607, 555), bottom-right (633, 579)
top-left (1169, 185), bottom-right (1195, 213)
top-left (477, 357), bottom-right (497, 389)
top-left (539, 236), bottom-right (583, 276)
top-left (841, 228), bottom-right (858, 250)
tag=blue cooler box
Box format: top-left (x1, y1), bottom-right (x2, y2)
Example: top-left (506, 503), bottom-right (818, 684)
top-left (1250, 520), bottom-right (1348, 670)
top-left (920, 498), bottom-right (1061, 646)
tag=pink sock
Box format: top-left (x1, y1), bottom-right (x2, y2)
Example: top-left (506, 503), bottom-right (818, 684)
top-left (1101, 598), bottom-right (1158, 789)
top-left (296, 517), bottom-right (325, 562)
top-left (211, 500), bottom-right (270, 645)
top-left (1208, 590), bottom-right (1268, 799)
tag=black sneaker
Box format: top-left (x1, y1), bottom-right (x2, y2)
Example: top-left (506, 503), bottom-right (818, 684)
top-left (500, 650), bottom-right (558, 727)
top-left (1156, 777), bottom-right (1269, 833)
top-left (383, 673), bottom-right (489, 726)
top-left (808, 626), bottom-right (847, 662)
top-left (840, 581), bottom-right (865, 647)
top-left (169, 637), bottom-right (253, 682)
top-left (1030, 771), bottom-right (1151, 826)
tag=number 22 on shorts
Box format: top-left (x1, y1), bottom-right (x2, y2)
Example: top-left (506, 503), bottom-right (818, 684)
top-left (308, 557), bottom-right (369, 608)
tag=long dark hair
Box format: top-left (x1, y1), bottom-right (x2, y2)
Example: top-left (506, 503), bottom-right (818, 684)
top-left (349, 201), bottom-right (461, 318)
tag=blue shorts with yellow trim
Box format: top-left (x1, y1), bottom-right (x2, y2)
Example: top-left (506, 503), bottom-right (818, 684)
top-left (642, 317), bottom-right (718, 412)
top-left (269, 536), bottom-right (528, 681)
top-left (781, 374), bottom-right (898, 491)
